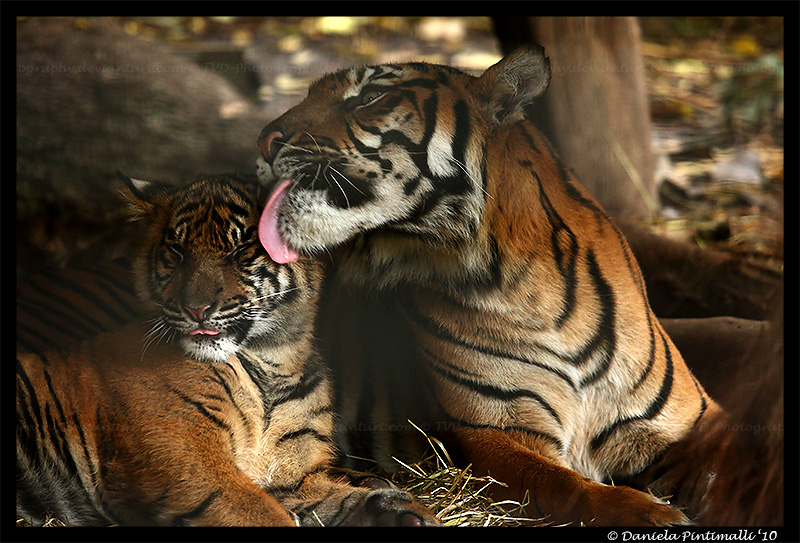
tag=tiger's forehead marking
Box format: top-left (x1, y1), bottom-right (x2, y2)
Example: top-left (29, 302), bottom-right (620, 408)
top-left (342, 66), bottom-right (376, 99)
top-left (165, 181), bottom-right (257, 250)
top-left (314, 64), bottom-right (411, 99)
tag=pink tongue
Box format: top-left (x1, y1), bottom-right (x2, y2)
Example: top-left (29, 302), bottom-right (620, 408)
top-left (259, 178), bottom-right (300, 264)
top-left (189, 328), bottom-right (219, 336)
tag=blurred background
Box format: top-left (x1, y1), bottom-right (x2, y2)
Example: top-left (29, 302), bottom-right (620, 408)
top-left (17, 17), bottom-right (784, 271)
top-left (16, 16), bottom-right (784, 277)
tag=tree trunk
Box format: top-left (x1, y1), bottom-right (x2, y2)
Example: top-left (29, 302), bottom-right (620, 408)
top-left (619, 221), bottom-right (782, 320)
top-left (492, 16), bottom-right (656, 220)
top-left (659, 316), bottom-right (767, 407)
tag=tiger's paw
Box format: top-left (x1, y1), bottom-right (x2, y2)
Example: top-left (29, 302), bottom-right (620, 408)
top-left (582, 484), bottom-right (690, 527)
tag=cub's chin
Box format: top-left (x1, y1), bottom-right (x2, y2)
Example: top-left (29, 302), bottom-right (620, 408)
top-left (180, 335), bottom-right (238, 364)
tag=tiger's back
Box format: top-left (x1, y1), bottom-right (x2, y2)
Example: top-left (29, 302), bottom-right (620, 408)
top-left (16, 258), bottom-right (145, 355)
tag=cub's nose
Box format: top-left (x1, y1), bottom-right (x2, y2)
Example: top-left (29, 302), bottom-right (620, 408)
top-left (184, 303), bottom-right (215, 323)
top-left (257, 130), bottom-right (285, 162)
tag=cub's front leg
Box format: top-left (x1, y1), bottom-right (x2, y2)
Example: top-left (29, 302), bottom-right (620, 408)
top-left (454, 427), bottom-right (689, 527)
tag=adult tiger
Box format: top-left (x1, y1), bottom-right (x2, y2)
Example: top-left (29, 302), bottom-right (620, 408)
top-left (254, 47), bottom-right (722, 526)
top-left (16, 173), bottom-right (438, 527)
top-left (17, 258), bottom-right (144, 355)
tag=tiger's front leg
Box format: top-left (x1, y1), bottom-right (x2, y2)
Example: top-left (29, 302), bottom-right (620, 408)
top-left (454, 428), bottom-right (689, 527)
top-left (278, 472), bottom-right (440, 527)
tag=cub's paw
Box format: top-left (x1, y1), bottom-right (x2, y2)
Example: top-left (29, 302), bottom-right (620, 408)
top-left (361, 488), bottom-right (441, 527)
top-left (331, 469), bottom-right (440, 526)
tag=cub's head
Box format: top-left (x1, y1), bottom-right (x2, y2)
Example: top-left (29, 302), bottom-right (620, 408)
top-left (120, 173), bottom-right (323, 363)
top-left (255, 47), bottom-right (550, 266)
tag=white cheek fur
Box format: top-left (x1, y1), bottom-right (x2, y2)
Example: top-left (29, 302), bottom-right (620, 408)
top-left (280, 186), bottom-right (418, 252)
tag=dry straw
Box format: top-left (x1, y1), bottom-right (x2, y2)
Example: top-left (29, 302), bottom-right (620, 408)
top-left (387, 421), bottom-right (549, 527)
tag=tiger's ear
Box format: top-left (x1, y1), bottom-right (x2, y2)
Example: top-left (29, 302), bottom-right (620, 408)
top-left (117, 171), bottom-right (156, 220)
top-left (473, 46), bottom-right (551, 124)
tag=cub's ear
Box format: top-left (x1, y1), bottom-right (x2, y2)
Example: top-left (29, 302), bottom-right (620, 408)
top-left (117, 171), bottom-right (156, 220)
top-left (473, 45), bottom-right (551, 124)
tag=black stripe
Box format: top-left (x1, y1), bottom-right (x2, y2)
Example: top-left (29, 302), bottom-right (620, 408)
top-left (403, 175), bottom-right (422, 196)
top-left (527, 167), bottom-right (578, 330)
top-left (354, 65), bottom-right (367, 83)
top-left (688, 372), bottom-right (708, 428)
top-left (418, 93), bottom-right (439, 177)
top-left (16, 290), bottom-right (106, 338)
top-left (169, 387), bottom-right (230, 431)
top-left (16, 392), bottom-right (39, 460)
top-left (236, 351), bottom-right (278, 425)
top-left (273, 370), bottom-right (325, 407)
top-left (279, 265), bottom-right (300, 306)
top-left (16, 297), bottom-right (97, 338)
top-left (90, 275), bottom-right (142, 320)
top-left (438, 407), bottom-right (562, 453)
top-left (419, 345), bottom-right (482, 378)
top-left (486, 233), bottom-right (503, 289)
top-left (290, 486), bottom-right (340, 523)
top-left (43, 271), bottom-right (134, 326)
top-left (224, 201), bottom-right (250, 220)
top-left (16, 373), bottom-right (44, 475)
top-left (269, 465), bottom-right (330, 496)
top-left (173, 202), bottom-right (202, 227)
top-left (276, 427), bottom-right (333, 445)
top-left (15, 318), bottom-right (82, 353)
top-left (577, 248), bottom-right (617, 387)
top-left (95, 406), bottom-right (115, 482)
top-left (343, 121), bottom-right (394, 175)
top-left (395, 76), bottom-right (441, 90)
top-left (432, 98), bottom-right (472, 196)
top-left (450, 99), bottom-right (472, 174)
top-left (173, 490), bottom-right (220, 526)
top-left (208, 365), bottom-right (252, 438)
top-left (589, 329), bottom-right (674, 451)
top-left (400, 299), bottom-right (577, 390)
top-left (15, 323), bottom-right (44, 353)
top-left (311, 404), bottom-right (335, 417)
top-left (425, 352), bottom-right (562, 427)
top-left (225, 181), bottom-right (257, 207)
top-left (73, 413), bottom-right (100, 494)
top-left (17, 358), bottom-right (47, 442)
top-left (530, 125), bottom-right (607, 218)
top-left (633, 313), bottom-right (657, 390)
top-left (41, 360), bottom-right (82, 478)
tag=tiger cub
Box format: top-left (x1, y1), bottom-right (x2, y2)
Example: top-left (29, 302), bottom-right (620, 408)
top-left (253, 48), bottom-right (723, 526)
top-left (16, 173), bottom-right (438, 527)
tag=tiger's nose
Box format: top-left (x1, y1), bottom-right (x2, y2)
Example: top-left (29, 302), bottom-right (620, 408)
top-left (184, 303), bottom-right (215, 323)
top-left (257, 130), bottom-right (285, 162)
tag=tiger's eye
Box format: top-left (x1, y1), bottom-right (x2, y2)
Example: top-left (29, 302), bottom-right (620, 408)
top-left (360, 90), bottom-right (383, 105)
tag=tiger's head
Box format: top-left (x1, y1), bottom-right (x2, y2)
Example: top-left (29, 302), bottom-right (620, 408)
top-left (256, 47), bottom-right (550, 282)
top-left (120, 173), bottom-right (323, 363)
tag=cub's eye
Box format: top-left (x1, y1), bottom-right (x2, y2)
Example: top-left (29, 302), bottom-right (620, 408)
top-left (226, 231), bottom-right (256, 262)
top-left (165, 244), bottom-right (184, 261)
top-left (360, 90), bottom-right (384, 106)
top-left (227, 243), bottom-right (250, 261)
